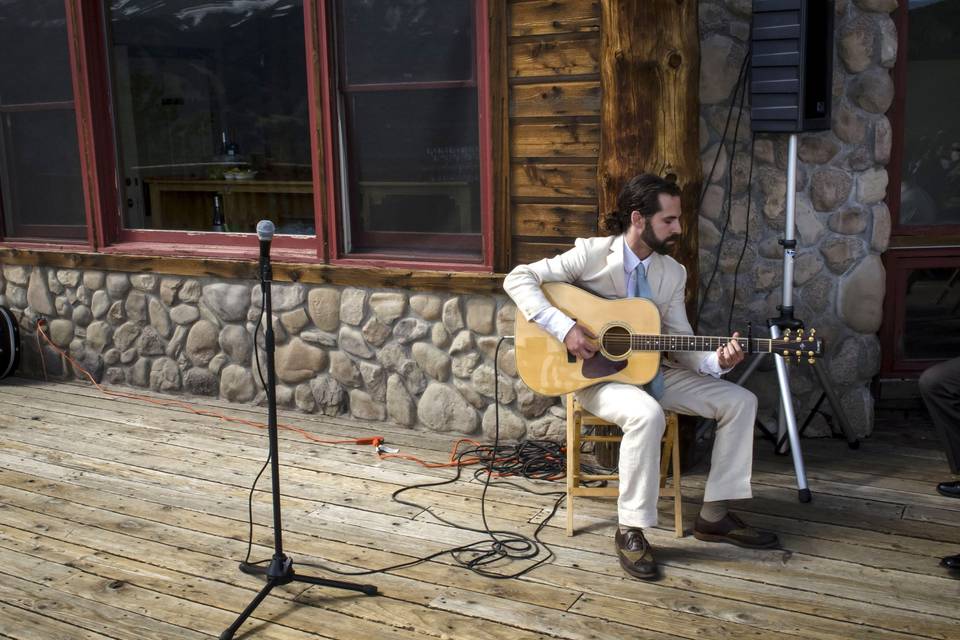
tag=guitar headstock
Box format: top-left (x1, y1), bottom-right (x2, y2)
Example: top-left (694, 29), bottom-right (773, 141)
top-left (771, 328), bottom-right (824, 364)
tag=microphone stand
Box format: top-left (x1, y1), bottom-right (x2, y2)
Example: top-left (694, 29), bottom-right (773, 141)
top-left (220, 220), bottom-right (377, 640)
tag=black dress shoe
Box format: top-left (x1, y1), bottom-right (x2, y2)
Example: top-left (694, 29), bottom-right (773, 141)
top-left (614, 527), bottom-right (658, 580)
top-left (936, 481), bottom-right (960, 498)
top-left (693, 513), bottom-right (780, 549)
top-left (941, 553), bottom-right (960, 570)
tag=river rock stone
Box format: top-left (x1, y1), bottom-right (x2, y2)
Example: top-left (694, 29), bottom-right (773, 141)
top-left (150, 357), bottom-right (181, 392)
top-left (370, 292), bottom-right (406, 324)
top-left (700, 35), bottom-right (744, 104)
top-left (471, 365), bottom-right (515, 404)
top-left (91, 290), bottom-right (110, 319)
top-left (27, 269), bottom-right (54, 316)
top-left (310, 376), bottom-right (346, 416)
top-left (137, 325), bottom-right (165, 356)
top-left (452, 352), bottom-right (481, 379)
top-left (114, 322), bottom-right (140, 351)
top-left (482, 405), bottom-right (526, 441)
top-left (828, 208), bottom-right (869, 235)
top-left (417, 383), bottom-right (478, 433)
top-left (527, 414), bottom-right (566, 442)
top-left (179, 280), bottom-right (201, 303)
top-left (412, 342), bottom-right (451, 381)
top-left (350, 390), bottom-right (386, 421)
top-left (839, 254), bottom-right (885, 333)
top-left (275, 337), bottom-right (327, 384)
top-left (516, 381), bottom-right (556, 418)
top-left (258, 283), bottom-right (304, 312)
top-left (170, 304), bottom-right (200, 325)
top-left (386, 374), bottom-right (416, 426)
top-left (186, 320), bottom-right (219, 366)
top-left (794, 252), bottom-right (824, 286)
top-left (431, 323), bottom-right (450, 348)
top-left (329, 350), bottom-right (362, 387)
top-left (72, 305), bottom-right (93, 328)
top-left (832, 102), bottom-right (867, 145)
top-left (301, 330), bottom-right (337, 348)
top-left (339, 325), bottom-right (373, 358)
top-left (465, 298), bottom-right (496, 334)
top-left (159, 278), bottom-right (182, 305)
top-left (449, 330), bottom-right (473, 355)
top-left (442, 298), bottom-right (464, 332)
top-left (86, 321), bottom-right (113, 352)
top-left (125, 290), bottom-right (147, 324)
top-left (810, 170), bottom-right (852, 212)
top-left (307, 287), bottom-right (340, 331)
top-left (340, 288), bottom-right (366, 325)
top-left (2, 266), bottom-right (28, 285)
top-left (854, 0), bottom-right (897, 13)
top-left (201, 284), bottom-right (249, 323)
top-left (183, 368), bottom-right (217, 396)
top-left (220, 364), bottom-right (255, 402)
top-left (393, 318), bottom-right (429, 344)
top-left (410, 294), bottom-right (442, 320)
top-left (108, 301), bottom-right (125, 325)
top-left (131, 358), bottom-right (151, 387)
top-left (48, 319), bottom-right (74, 347)
top-left (820, 236), bottom-right (866, 274)
top-left (106, 273), bottom-right (129, 299)
top-left (362, 317), bottom-right (392, 347)
top-left (57, 269), bottom-right (81, 287)
top-left (857, 168), bottom-right (888, 204)
top-left (166, 325), bottom-right (188, 359)
top-left (130, 274), bottom-right (157, 292)
top-left (850, 68), bottom-right (894, 114)
top-left (838, 16), bottom-right (875, 73)
top-left (280, 308), bottom-right (309, 334)
top-left (295, 384), bottom-right (317, 412)
top-left (149, 298), bottom-right (172, 338)
top-left (799, 135), bottom-right (840, 164)
top-left (496, 303), bottom-right (516, 337)
top-left (871, 203), bottom-right (891, 253)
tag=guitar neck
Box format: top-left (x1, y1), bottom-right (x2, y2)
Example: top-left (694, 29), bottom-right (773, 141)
top-left (628, 335), bottom-right (772, 353)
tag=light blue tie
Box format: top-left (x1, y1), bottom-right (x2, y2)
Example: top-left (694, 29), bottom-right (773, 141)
top-left (632, 262), bottom-right (665, 400)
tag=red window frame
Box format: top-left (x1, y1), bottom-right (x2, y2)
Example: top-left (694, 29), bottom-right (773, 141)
top-left (0, 0), bottom-right (493, 272)
top-left (316, 0), bottom-right (494, 272)
top-left (880, 4), bottom-right (960, 376)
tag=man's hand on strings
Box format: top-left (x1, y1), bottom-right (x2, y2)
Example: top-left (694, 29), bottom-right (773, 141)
top-left (717, 331), bottom-right (745, 369)
top-left (564, 323), bottom-right (598, 360)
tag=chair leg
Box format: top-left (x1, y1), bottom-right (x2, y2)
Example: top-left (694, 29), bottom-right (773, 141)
top-left (566, 395), bottom-right (577, 537)
top-left (670, 414), bottom-right (683, 538)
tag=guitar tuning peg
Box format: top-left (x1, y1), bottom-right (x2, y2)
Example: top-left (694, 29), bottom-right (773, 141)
top-left (810, 328), bottom-right (816, 336)
top-left (808, 351), bottom-right (814, 357)
top-left (784, 328), bottom-right (791, 336)
top-left (795, 335), bottom-right (802, 343)
top-left (796, 355), bottom-right (801, 364)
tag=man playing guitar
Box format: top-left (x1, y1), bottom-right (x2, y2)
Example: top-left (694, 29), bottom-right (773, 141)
top-left (504, 173), bottom-right (779, 581)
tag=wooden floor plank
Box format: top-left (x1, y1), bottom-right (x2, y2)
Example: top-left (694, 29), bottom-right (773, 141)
top-left (2, 377), bottom-right (958, 640)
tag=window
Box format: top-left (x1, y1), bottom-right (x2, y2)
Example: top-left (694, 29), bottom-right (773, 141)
top-left (105, 1), bottom-right (315, 237)
top-left (0, 0), bottom-right (87, 241)
top-left (0, 1), bottom-right (495, 270)
top-left (326, 0), bottom-right (491, 263)
top-left (893, 0), bottom-right (960, 230)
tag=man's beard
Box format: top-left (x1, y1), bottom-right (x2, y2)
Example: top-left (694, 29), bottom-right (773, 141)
top-left (642, 225), bottom-right (680, 255)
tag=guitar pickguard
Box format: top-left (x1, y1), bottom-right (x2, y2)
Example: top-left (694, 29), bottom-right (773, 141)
top-left (581, 353), bottom-right (628, 379)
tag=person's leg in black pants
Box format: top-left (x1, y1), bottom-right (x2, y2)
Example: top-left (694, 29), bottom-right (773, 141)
top-left (918, 356), bottom-right (960, 576)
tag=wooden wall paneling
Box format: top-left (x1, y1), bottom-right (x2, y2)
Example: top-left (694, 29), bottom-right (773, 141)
top-left (509, 0), bottom-right (600, 37)
top-left (510, 81), bottom-right (601, 118)
top-left (512, 238), bottom-right (577, 264)
top-left (511, 121), bottom-right (600, 158)
top-left (511, 162), bottom-right (598, 199)
top-left (509, 38), bottom-right (600, 78)
top-left (511, 203), bottom-right (598, 238)
top-left (597, 0), bottom-right (702, 313)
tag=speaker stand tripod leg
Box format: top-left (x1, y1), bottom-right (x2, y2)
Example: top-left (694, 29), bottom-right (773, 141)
top-left (770, 326), bottom-right (811, 502)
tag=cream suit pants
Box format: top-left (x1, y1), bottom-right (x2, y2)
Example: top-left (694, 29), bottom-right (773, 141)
top-left (575, 367), bottom-right (757, 529)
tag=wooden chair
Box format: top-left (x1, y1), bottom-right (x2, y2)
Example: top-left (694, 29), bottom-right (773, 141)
top-left (565, 395), bottom-right (683, 537)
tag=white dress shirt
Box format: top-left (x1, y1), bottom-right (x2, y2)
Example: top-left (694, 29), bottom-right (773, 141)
top-left (531, 242), bottom-right (729, 378)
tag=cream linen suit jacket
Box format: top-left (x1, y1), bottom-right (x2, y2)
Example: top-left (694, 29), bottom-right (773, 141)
top-left (503, 234), bottom-right (709, 373)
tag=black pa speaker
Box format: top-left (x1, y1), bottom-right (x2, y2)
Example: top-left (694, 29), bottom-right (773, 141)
top-left (750, 0), bottom-right (834, 133)
top-left (0, 306), bottom-right (19, 379)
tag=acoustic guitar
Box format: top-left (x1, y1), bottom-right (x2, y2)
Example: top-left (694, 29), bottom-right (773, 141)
top-left (514, 282), bottom-right (824, 396)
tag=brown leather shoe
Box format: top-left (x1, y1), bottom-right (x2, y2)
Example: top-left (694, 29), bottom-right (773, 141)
top-left (614, 527), bottom-right (658, 580)
top-left (693, 513), bottom-right (779, 549)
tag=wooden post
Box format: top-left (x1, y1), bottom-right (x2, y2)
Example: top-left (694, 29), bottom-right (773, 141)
top-left (597, 0), bottom-right (702, 320)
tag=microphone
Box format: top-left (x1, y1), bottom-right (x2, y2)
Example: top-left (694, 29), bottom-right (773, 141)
top-left (257, 219), bottom-right (275, 261)
top-left (257, 220), bottom-right (275, 282)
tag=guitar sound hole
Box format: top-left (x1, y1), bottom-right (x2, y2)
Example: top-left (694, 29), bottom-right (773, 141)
top-left (602, 325), bottom-right (631, 358)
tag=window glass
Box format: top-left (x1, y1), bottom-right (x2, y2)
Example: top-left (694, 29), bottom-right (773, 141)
top-left (899, 0), bottom-right (960, 226)
top-left (0, 0), bottom-right (86, 241)
top-left (333, 0), bottom-right (482, 258)
top-left (902, 266), bottom-right (960, 360)
top-left (107, 1), bottom-right (314, 234)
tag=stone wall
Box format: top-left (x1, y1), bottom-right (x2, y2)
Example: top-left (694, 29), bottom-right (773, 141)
top-left (1, 264), bottom-right (567, 441)
top-left (697, 0), bottom-right (897, 436)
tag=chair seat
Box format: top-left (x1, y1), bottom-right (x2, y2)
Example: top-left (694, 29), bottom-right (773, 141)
top-left (565, 395), bottom-right (683, 537)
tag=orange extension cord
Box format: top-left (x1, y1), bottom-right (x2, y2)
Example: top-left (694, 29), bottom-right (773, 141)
top-left (33, 317), bottom-right (485, 468)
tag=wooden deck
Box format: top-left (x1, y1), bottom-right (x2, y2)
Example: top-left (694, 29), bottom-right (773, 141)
top-left (0, 376), bottom-right (958, 640)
